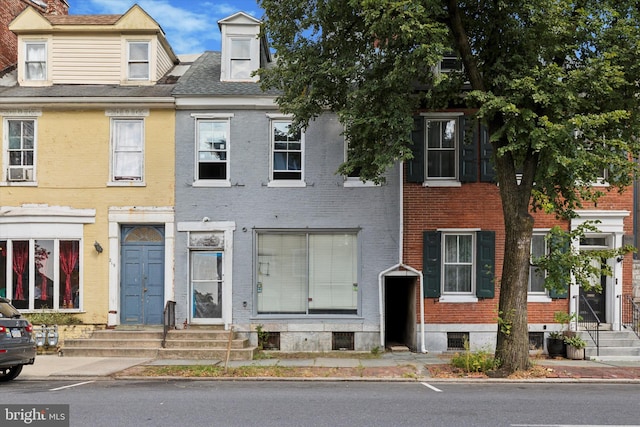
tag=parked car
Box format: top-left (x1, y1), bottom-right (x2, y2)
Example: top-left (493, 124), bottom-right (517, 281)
top-left (0, 297), bottom-right (36, 381)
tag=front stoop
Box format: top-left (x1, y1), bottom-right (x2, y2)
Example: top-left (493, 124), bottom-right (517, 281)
top-left (579, 330), bottom-right (640, 360)
top-left (62, 327), bottom-right (255, 361)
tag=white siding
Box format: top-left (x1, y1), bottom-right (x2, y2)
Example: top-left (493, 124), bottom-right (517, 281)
top-left (51, 36), bottom-right (121, 84)
top-left (156, 43), bottom-right (173, 80)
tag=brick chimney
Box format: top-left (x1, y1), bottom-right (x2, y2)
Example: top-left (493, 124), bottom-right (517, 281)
top-left (0, 0), bottom-right (69, 74)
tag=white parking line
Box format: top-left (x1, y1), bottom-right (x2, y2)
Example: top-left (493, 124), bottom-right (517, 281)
top-left (50, 381), bottom-right (94, 391)
top-left (421, 382), bottom-right (442, 392)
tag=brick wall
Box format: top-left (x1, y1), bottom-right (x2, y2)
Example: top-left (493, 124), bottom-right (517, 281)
top-left (0, 0), bottom-right (68, 73)
top-left (404, 176), bottom-right (634, 325)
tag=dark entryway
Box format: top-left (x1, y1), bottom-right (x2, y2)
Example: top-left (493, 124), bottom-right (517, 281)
top-left (384, 276), bottom-right (417, 351)
top-left (579, 260), bottom-right (607, 323)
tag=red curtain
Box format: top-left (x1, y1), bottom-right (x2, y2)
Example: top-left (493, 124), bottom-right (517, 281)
top-left (12, 241), bottom-right (28, 300)
top-left (39, 252), bottom-right (48, 300)
top-left (60, 241), bottom-right (79, 305)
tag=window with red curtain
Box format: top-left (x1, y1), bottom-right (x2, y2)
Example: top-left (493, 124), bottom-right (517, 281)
top-left (59, 240), bottom-right (79, 309)
top-left (11, 241), bottom-right (29, 309)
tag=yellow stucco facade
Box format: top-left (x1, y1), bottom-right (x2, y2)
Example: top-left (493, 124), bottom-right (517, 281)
top-left (0, 107), bottom-right (175, 325)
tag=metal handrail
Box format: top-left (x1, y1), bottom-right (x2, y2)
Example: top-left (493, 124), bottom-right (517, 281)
top-left (622, 295), bottom-right (640, 339)
top-left (578, 294), bottom-right (600, 357)
top-left (162, 300), bottom-right (176, 348)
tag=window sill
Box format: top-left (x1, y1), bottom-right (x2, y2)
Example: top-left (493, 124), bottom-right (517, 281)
top-left (438, 295), bottom-right (478, 303)
top-left (343, 178), bottom-right (378, 187)
top-left (107, 181), bottom-right (145, 187)
top-left (0, 181), bottom-right (37, 187)
top-left (423, 180), bottom-right (461, 187)
top-left (527, 294), bottom-right (552, 303)
top-left (193, 180), bottom-right (231, 188)
top-left (267, 180), bottom-right (307, 188)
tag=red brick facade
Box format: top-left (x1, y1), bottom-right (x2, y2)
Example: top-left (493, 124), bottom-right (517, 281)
top-left (403, 136), bottom-right (634, 327)
top-left (0, 0), bottom-right (68, 73)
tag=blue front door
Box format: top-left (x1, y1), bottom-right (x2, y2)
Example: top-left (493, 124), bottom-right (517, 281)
top-left (120, 226), bottom-right (165, 325)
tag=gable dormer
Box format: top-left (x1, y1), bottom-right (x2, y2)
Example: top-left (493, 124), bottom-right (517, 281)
top-left (9, 4), bottom-right (178, 87)
top-left (218, 12), bottom-right (267, 83)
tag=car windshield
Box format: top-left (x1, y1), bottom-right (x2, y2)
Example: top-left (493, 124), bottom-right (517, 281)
top-left (0, 301), bottom-right (21, 318)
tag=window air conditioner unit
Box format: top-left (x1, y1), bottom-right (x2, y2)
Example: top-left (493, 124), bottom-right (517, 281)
top-left (8, 167), bottom-right (32, 181)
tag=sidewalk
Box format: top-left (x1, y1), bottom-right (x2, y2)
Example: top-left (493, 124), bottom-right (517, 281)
top-left (19, 352), bottom-right (640, 382)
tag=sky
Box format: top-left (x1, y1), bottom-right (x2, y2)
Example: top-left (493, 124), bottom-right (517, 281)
top-left (69, 0), bottom-right (264, 55)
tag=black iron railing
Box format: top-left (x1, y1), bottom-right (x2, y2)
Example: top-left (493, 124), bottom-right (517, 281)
top-left (622, 295), bottom-right (640, 339)
top-left (162, 300), bottom-right (176, 348)
top-left (577, 294), bottom-right (600, 357)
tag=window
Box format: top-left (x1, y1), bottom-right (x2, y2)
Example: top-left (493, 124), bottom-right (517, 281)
top-left (257, 232), bottom-right (358, 315)
top-left (271, 120), bottom-right (303, 182)
top-left (427, 119), bottom-right (457, 180)
top-left (196, 120), bottom-right (229, 181)
top-left (5, 119), bottom-right (35, 182)
top-left (111, 119), bottom-right (144, 182)
top-left (343, 140), bottom-right (377, 187)
top-left (407, 115), bottom-right (494, 185)
top-left (423, 230), bottom-right (495, 300)
top-left (127, 42), bottom-right (150, 80)
top-left (443, 233), bottom-right (474, 293)
top-left (191, 252), bottom-right (223, 319)
top-left (529, 233), bottom-right (548, 294)
top-left (0, 239), bottom-right (80, 311)
top-left (24, 42), bottom-right (46, 81)
top-left (230, 39), bottom-right (252, 80)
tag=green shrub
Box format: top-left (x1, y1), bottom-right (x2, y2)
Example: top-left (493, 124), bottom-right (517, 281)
top-left (450, 341), bottom-right (499, 373)
top-left (24, 309), bottom-right (83, 325)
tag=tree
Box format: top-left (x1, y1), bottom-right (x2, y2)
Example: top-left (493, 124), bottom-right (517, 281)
top-left (257, 0), bottom-right (640, 374)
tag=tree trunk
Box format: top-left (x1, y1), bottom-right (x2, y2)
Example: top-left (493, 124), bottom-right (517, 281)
top-left (493, 145), bottom-right (536, 374)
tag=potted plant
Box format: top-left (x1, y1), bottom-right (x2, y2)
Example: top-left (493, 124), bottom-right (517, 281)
top-left (564, 335), bottom-right (587, 360)
top-left (546, 330), bottom-right (566, 358)
top-left (546, 311), bottom-right (576, 358)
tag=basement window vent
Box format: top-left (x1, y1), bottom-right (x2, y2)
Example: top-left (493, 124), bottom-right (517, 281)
top-left (447, 332), bottom-right (469, 351)
top-left (263, 332), bottom-right (280, 350)
top-left (332, 332), bottom-right (354, 351)
top-left (528, 332), bottom-right (544, 350)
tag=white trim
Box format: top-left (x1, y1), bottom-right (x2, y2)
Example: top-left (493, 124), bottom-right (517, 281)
top-left (109, 117), bottom-right (145, 184)
top-left (438, 295), bottom-right (479, 303)
top-left (192, 180), bottom-right (232, 188)
top-left (176, 97), bottom-right (278, 109)
top-left (268, 118), bottom-right (305, 185)
top-left (105, 109), bottom-right (149, 117)
top-left (194, 116), bottom-right (231, 184)
top-left (267, 180), bottom-right (307, 188)
top-left (2, 117), bottom-right (38, 185)
top-left (570, 210), bottom-right (629, 330)
top-left (178, 221), bottom-right (236, 329)
top-left (107, 207), bottom-right (175, 327)
top-left (527, 295), bottom-right (552, 303)
top-left (423, 180), bottom-right (461, 187)
top-left (190, 113), bottom-right (235, 119)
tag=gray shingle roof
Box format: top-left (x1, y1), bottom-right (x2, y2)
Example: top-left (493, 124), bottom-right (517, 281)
top-left (0, 83), bottom-right (175, 98)
top-left (172, 51), bottom-right (280, 97)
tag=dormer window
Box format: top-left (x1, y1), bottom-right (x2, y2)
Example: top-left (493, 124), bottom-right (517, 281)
top-left (230, 38), bottom-right (252, 79)
top-left (24, 42), bottom-right (47, 81)
top-left (127, 41), bottom-right (150, 81)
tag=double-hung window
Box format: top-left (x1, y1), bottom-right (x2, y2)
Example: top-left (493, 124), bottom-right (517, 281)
top-left (196, 119), bottom-right (229, 183)
top-left (111, 118), bottom-right (144, 182)
top-left (256, 232), bottom-right (358, 315)
top-left (230, 38), bottom-right (252, 80)
top-left (24, 42), bottom-right (47, 81)
top-left (423, 230), bottom-right (495, 301)
top-left (426, 119), bottom-right (458, 180)
top-left (5, 119), bottom-right (36, 182)
top-left (270, 119), bottom-right (304, 184)
top-left (127, 41), bottom-right (150, 81)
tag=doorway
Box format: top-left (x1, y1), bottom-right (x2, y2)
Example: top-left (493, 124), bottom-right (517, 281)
top-left (120, 225), bottom-right (165, 325)
top-left (384, 276), bottom-right (417, 351)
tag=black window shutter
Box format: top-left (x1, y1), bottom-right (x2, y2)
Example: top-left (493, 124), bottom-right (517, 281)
top-left (479, 125), bottom-right (496, 182)
top-left (423, 231), bottom-right (441, 297)
top-left (459, 115), bottom-right (478, 183)
top-left (476, 230), bottom-right (495, 298)
top-left (407, 116), bottom-right (424, 183)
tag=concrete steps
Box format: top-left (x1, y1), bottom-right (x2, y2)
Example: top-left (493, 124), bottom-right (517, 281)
top-left (62, 327), bottom-right (255, 360)
top-left (578, 330), bottom-right (640, 360)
